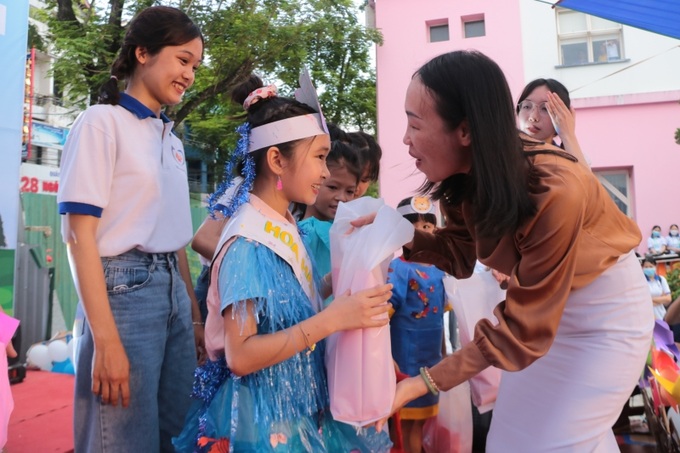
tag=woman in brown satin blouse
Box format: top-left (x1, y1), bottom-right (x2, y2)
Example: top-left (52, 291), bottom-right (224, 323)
top-left (374, 50), bottom-right (653, 452)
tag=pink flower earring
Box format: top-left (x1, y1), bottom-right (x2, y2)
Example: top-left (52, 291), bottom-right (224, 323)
top-left (276, 176), bottom-right (283, 191)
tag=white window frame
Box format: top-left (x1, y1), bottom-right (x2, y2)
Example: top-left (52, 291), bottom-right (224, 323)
top-left (556, 8), bottom-right (624, 66)
top-left (595, 169), bottom-right (633, 217)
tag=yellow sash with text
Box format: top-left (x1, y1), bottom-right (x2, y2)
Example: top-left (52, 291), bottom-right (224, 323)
top-left (215, 202), bottom-right (319, 309)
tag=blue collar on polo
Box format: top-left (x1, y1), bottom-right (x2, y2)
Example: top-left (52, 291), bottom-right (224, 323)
top-left (119, 93), bottom-right (171, 123)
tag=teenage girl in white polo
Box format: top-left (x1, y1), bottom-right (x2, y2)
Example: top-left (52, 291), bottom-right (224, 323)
top-left (57, 6), bottom-right (204, 451)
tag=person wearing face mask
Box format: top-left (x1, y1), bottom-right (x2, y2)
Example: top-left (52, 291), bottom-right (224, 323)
top-left (642, 257), bottom-right (672, 320)
top-left (516, 78), bottom-right (590, 169)
top-left (647, 225), bottom-right (668, 256)
top-left (666, 224), bottom-right (680, 255)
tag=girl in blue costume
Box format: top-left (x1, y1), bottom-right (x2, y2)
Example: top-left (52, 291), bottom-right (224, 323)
top-left (387, 197), bottom-right (449, 453)
top-left (173, 74), bottom-right (393, 452)
top-left (299, 139), bottom-right (363, 277)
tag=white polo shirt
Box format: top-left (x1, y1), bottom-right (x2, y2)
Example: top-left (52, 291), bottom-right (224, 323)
top-left (58, 93), bottom-right (192, 257)
top-left (647, 236), bottom-right (667, 253)
top-left (648, 274), bottom-right (671, 320)
top-left (666, 234), bottom-right (680, 250)
top-left (197, 176), bottom-right (244, 267)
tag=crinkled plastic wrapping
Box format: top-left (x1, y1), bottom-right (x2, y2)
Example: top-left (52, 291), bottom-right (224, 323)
top-left (422, 381), bottom-right (473, 453)
top-left (444, 270), bottom-right (503, 413)
top-left (173, 237), bottom-right (391, 452)
top-left (326, 198), bottom-right (415, 426)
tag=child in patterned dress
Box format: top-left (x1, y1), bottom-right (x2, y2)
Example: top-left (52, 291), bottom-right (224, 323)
top-left (387, 196), bottom-right (450, 453)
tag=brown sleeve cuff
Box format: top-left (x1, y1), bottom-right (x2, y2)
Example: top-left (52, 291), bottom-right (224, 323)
top-left (408, 250), bottom-right (457, 275)
top-left (405, 229), bottom-right (475, 278)
top-left (427, 342), bottom-right (491, 392)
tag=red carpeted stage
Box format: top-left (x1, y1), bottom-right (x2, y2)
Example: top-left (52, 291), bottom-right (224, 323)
top-left (3, 369), bottom-right (656, 453)
top-left (6, 370), bottom-right (74, 453)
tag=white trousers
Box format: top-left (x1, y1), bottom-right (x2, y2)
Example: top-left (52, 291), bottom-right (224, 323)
top-left (487, 252), bottom-right (654, 452)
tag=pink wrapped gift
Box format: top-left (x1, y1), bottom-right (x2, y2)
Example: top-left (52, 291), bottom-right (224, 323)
top-left (0, 312), bottom-right (19, 345)
top-left (0, 312), bottom-right (18, 449)
top-left (326, 198), bottom-right (414, 426)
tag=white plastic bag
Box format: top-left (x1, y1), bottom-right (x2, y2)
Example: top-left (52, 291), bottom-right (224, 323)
top-left (325, 197), bottom-right (414, 426)
top-left (422, 381), bottom-right (473, 453)
top-left (444, 267), bottom-right (504, 413)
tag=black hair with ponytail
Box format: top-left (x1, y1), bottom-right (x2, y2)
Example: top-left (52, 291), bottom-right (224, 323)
top-left (98, 6), bottom-right (202, 105)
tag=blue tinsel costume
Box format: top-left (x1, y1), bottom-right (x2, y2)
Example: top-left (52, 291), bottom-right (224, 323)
top-left (173, 213), bottom-right (391, 452)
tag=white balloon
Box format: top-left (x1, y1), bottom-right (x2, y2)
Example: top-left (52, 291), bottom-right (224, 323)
top-left (28, 344), bottom-right (52, 371)
top-left (48, 340), bottom-right (70, 363)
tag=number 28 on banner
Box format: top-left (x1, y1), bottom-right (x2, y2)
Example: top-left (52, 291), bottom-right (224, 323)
top-left (20, 176), bottom-right (59, 194)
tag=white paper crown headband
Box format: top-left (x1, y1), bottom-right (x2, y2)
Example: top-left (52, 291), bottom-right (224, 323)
top-left (247, 68), bottom-right (329, 153)
top-left (397, 197), bottom-right (436, 216)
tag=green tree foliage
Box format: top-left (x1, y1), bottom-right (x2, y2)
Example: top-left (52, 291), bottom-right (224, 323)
top-left (667, 265), bottom-right (680, 301)
top-left (28, 23), bottom-right (47, 52)
top-left (43, 0), bottom-right (381, 185)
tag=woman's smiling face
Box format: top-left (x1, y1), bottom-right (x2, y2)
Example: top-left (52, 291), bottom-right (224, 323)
top-left (402, 77), bottom-right (471, 183)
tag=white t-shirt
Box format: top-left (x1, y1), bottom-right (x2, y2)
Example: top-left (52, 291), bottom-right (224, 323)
top-left (647, 274), bottom-right (671, 320)
top-left (197, 177), bottom-right (244, 266)
top-left (666, 234), bottom-right (680, 251)
top-left (58, 93), bottom-right (192, 257)
top-left (647, 236), bottom-right (668, 253)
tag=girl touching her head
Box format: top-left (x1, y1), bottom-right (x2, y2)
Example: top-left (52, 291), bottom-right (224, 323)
top-left (516, 78), bottom-right (590, 168)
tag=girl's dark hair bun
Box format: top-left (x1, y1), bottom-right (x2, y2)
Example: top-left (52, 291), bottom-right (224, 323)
top-left (231, 74), bottom-right (265, 108)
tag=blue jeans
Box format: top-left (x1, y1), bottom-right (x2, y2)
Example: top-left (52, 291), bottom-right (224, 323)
top-left (73, 249), bottom-right (196, 452)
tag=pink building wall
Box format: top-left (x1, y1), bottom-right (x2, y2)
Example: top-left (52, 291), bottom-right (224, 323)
top-left (374, 1), bottom-right (680, 253)
top-left (375, 0), bottom-right (526, 208)
top-left (571, 94), bottom-right (680, 248)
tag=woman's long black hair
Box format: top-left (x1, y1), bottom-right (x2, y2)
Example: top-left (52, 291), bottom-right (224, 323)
top-left (416, 50), bottom-right (536, 239)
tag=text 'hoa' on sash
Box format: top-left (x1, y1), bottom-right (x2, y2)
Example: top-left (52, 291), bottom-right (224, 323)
top-left (216, 203), bottom-right (318, 310)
